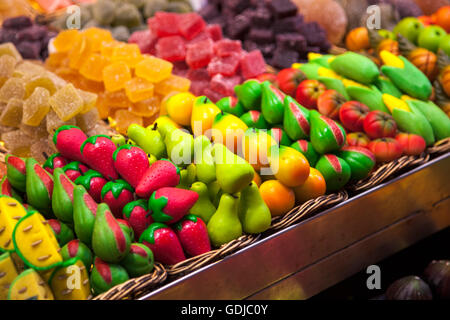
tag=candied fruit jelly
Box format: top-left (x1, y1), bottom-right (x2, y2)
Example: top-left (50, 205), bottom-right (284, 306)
top-left (49, 83), bottom-right (84, 121)
top-left (135, 56), bottom-right (173, 83)
top-left (102, 61), bottom-right (132, 92)
top-left (22, 87), bottom-right (51, 126)
top-left (124, 77), bottom-right (154, 103)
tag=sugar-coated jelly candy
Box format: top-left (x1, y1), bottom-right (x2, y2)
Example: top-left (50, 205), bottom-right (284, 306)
top-left (24, 74), bottom-right (57, 98)
top-left (124, 77), bottom-right (154, 103)
top-left (75, 107), bottom-right (99, 132)
top-left (178, 13), bottom-right (206, 40)
top-left (82, 27), bottom-right (114, 52)
top-left (240, 50), bottom-right (266, 79)
top-left (49, 83), bottom-right (84, 121)
top-left (53, 29), bottom-right (82, 53)
top-left (113, 109), bottom-right (143, 135)
top-left (135, 56), bottom-right (172, 83)
top-left (0, 98), bottom-right (23, 127)
top-left (156, 36), bottom-right (186, 62)
top-left (1, 130), bottom-right (32, 157)
top-left (0, 78), bottom-right (25, 103)
top-left (102, 61), bottom-right (132, 92)
top-left (110, 43), bottom-right (142, 68)
top-left (130, 96), bottom-right (160, 118)
top-left (80, 53), bottom-right (110, 82)
top-left (68, 36), bottom-right (93, 70)
top-left (0, 54), bottom-right (16, 86)
top-left (154, 75), bottom-right (190, 96)
top-left (45, 110), bottom-right (76, 134)
top-left (0, 42), bottom-right (23, 62)
top-left (186, 38), bottom-right (214, 69)
top-left (78, 90), bottom-right (98, 114)
top-left (22, 87), bottom-right (51, 126)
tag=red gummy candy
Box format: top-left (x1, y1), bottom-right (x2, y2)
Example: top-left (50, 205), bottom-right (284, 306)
top-left (207, 54), bottom-right (240, 77)
top-left (129, 30), bottom-right (156, 54)
top-left (240, 50), bottom-right (266, 79)
top-left (214, 39), bottom-right (242, 57)
top-left (203, 87), bottom-right (226, 103)
top-left (152, 12), bottom-right (180, 37)
top-left (210, 74), bottom-right (241, 96)
top-left (190, 80), bottom-right (210, 96)
top-left (187, 31), bottom-right (211, 45)
top-left (156, 36), bottom-right (186, 62)
top-left (178, 13), bottom-right (206, 40)
top-left (186, 38), bottom-right (214, 69)
top-left (186, 68), bottom-right (210, 82)
top-left (206, 24), bottom-right (223, 42)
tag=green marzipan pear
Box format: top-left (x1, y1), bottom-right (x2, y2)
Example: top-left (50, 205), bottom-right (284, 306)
top-left (127, 123), bottom-right (166, 159)
top-left (189, 182), bottom-right (216, 224)
top-left (212, 143), bottom-right (255, 194)
top-left (176, 163), bottom-right (196, 189)
top-left (194, 135), bottom-right (216, 184)
top-left (238, 182), bottom-right (271, 234)
top-left (164, 128), bottom-right (194, 167)
top-left (207, 193), bottom-right (242, 247)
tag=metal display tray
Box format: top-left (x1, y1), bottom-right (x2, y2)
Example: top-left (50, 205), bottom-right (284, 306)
top-left (141, 153), bottom-right (450, 300)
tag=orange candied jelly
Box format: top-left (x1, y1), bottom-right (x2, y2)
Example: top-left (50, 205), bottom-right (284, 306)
top-left (135, 56), bottom-right (173, 83)
top-left (45, 52), bottom-right (68, 69)
top-left (129, 96), bottom-right (160, 118)
top-left (100, 41), bottom-right (124, 59)
top-left (102, 61), bottom-right (132, 92)
top-left (124, 77), bottom-right (154, 103)
top-left (79, 53), bottom-right (110, 82)
top-left (76, 77), bottom-right (105, 94)
top-left (154, 75), bottom-right (191, 96)
top-left (68, 36), bottom-right (93, 70)
top-left (52, 29), bottom-right (81, 53)
top-left (113, 109), bottom-right (143, 135)
top-left (110, 43), bottom-right (142, 68)
top-left (104, 89), bottom-right (130, 109)
top-left (82, 27), bottom-right (114, 52)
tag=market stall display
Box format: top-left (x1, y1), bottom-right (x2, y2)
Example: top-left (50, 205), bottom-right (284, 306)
top-left (0, 0), bottom-right (448, 302)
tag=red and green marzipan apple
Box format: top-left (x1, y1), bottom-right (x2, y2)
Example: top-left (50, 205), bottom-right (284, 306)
top-left (346, 132), bottom-right (371, 148)
top-left (295, 79), bottom-right (326, 109)
top-left (275, 68), bottom-right (307, 97)
top-left (395, 133), bottom-right (427, 156)
top-left (363, 110), bottom-right (397, 139)
top-left (317, 89), bottom-right (347, 121)
top-left (368, 138), bottom-right (403, 163)
top-left (339, 101), bottom-right (370, 132)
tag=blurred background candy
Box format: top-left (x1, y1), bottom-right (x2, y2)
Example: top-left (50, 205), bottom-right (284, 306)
top-left (0, 15), bottom-right (56, 60)
top-left (199, 0), bottom-right (331, 69)
top-left (49, 0), bottom-right (193, 41)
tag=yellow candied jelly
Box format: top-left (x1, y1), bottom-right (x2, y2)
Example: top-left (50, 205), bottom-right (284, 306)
top-left (52, 29), bottom-right (81, 53)
top-left (79, 53), bottom-right (110, 82)
top-left (104, 89), bottom-right (130, 109)
top-left (154, 75), bottom-right (191, 96)
top-left (130, 96), bottom-right (160, 117)
top-left (0, 42), bottom-right (23, 62)
top-left (82, 27), bottom-right (114, 52)
top-left (22, 87), bottom-right (51, 127)
top-left (78, 90), bottom-right (98, 114)
top-left (102, 61), bottom-right (132, 92)
top-left (48, 84), bottom-right (84, 121)
top-left (135, 56), bottom-right (173, 83)
top-left (113, 109), bottom-right (143, 135)
top-left (124, 77), bottom-right (154, 103)
top-left (68, 36), bottom-right (93, 70)
top-left (110, 43), bottom-right (142, 68)
top-left (0, 77), bottom-right (25, 103)
top-left (0, 98), bottom-right (23, 127)
top-left (96, 92), bottom-right (109, 119)
top-left (75, 77), bottom-right (105, 94)
top-left (24, 74), bottom-right (57, 98)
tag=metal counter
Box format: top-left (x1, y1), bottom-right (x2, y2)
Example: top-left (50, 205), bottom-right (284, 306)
top-left (141, 153), bottom-right (450, 300)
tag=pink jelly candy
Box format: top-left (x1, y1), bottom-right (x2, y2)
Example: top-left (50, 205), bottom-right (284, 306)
top-left (186, 38), bottom-right (214, 69)
top-left (156, 36), bottom-right (186, 62)
top-left (214, 39), bottom-right (242, 57)
top-left (178, 13), bottom-right (206, 41)
top-left (207, 54), bottom-right (240, 77)
top-left (129, 30), bottom-right (156, 54)
top-left (152, 12), bottom-right (180, 37)
top-left (240, 50), bottom-right (266, 79)
top-left (210, 74), bottom-right (241, 96)
top-left (206, 24), bottom-right (223, 42)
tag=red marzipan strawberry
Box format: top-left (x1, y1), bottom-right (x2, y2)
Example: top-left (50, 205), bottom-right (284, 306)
top-left (149, 187), bottom-right (199, 224)
top-left (122, 199), bottom-right (153, 241)
top-left (62, 161), bottom-right (89, 182)
top-left (101, 179), bottom-right (134, 218)
top-left (80, 135), bottom-right (118, 180)
top-left (75, 169), bottom-right (107, 203)
top-left (53, 125), bottom-right (88, 162)
top-left (112, 144), bottom-right (149, 189)
top-left (135, 159), bottom-right (180, 198)
top-left (139, 222), bottom-right (186, 265)
top-left (43, 153), bottom-right (68, 175)
top-left (174, 214), bottom-right (211, 257)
